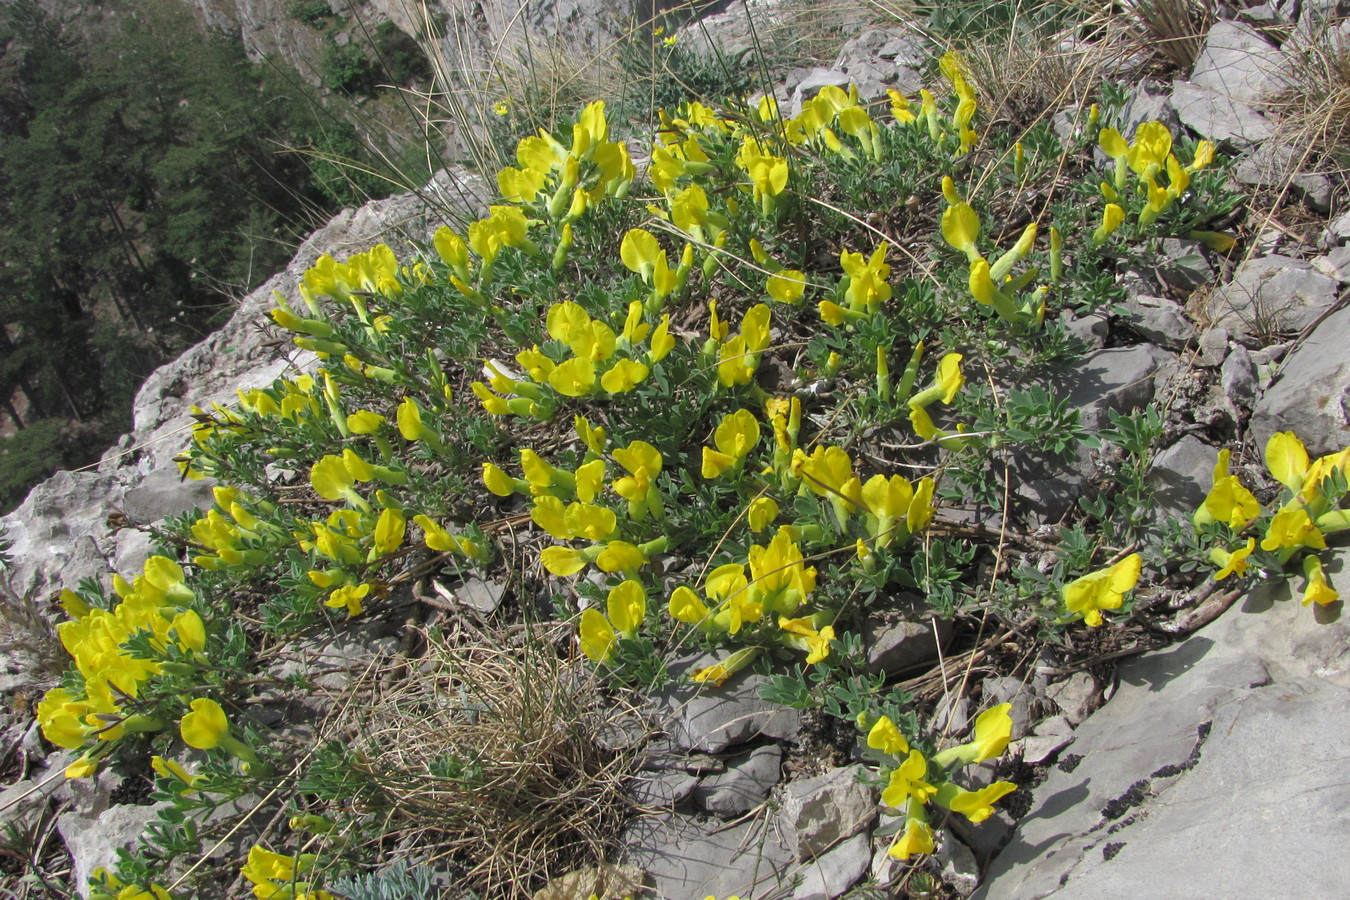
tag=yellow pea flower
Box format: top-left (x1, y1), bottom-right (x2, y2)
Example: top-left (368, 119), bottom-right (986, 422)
top-left (1302, 555), bottom-right (1339, 606)
top-left (941, 203), bottom-right (981, 261)
top-left (1260, 506), bottom-right (1326, 554)
top-left (600, 358), bottom-right (650, 393)
top-left (935, 781), bottom-right (1018, 823)
top-left (325, 582), bottom-right (370, 617)
top-left (881, 749), bottom-right (938, 809)
top-left (578, 608), bottom-right (617, 663)
top-left (690, 646), bottom-right (761, 686)
top-left (867, 715), bottom-right (910, 756)
top-left (607, 579), bottom-right (646, 636)
top-left (933, 703), bottom-right (1014, 768)
top-left (888, 815), bottom-right (935, 860)
top-left (701, 409), bottom-right (761, 478)
top-left (1062, 553), bottom-right (1142, 628)
top-left (180, 698), bottom-right (229, 750)
top-left (1265, 431), bottom-right (1310, 494)
top-left (767, 269), bottom-right (807, 304)
top-left (1092, 203), bottom-right (1125, 246)
top-left (669, 585), bottom-right (710, 625)
top-left (747, 496), bottom-right (779, 532)
top-left (1211, 537), bottom-right (1257, 580)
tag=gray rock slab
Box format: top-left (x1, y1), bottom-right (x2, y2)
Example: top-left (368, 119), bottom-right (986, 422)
top-left (1189, 20), bottom-right (1290, 102)
top-left (1233, 142), bottom-right (1333, 212)
top-left (694, 744), bottom-right (782, 818)
top-left (1195, 326), bottom-right (1229, 367)
top-left (630, 769), bottom-right (699, 809)
top-left (790, 831), bottom-right (872, 900)
top-left (654, 655), bottom-right (801, 753)
top-left (1119, 80), bottom-right (1179, 137)
top-left (1064, 346), bottom-right (1166, 431)
top-left (1020, 715), bottom-right (1076, 765)
top-left (1220, 343), bottom-right (1258, 410)
top-left (1251, 304), bottom-right (1350, 456)
top-left (1044, 671), bottom-right (1098, 725)
top-left (59, 802), bottom-right (165, 894)
top-left (0, 469), bottom-right (121, 602)
top-left (1207, 254), bottom-right (1339, 340)
top-left (1170, 80), bottom-right (1274, 144)
top-left (862, 609), bottom-right (952, 676)
top-left (118, 465), bottom-right (217, 524)
top-left (1312, 245), bottom-right (1350, 283)
top-left (620, 810), bottom-right (794, 898)
top-left (1146, 435), bottom-right (1219, 520)
top-left (1157, 238), bottom-right (1212, 292)
top-left (779, 765), bottom-right (878, 861)
top-left (979, 548), bottom-right (1350, 899)
top-left (1123, 293), bottom-right (1195, 349)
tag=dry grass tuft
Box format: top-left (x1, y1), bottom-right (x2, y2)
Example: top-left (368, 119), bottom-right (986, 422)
top-left (1118, 0), bottom-right (1214, 71)
top-left (1268, 23), bottom-right (1350, 177)
top-left (341, 626), bottom-right (639, 898)
top-left (955, 17), bottom-right (1128, 128)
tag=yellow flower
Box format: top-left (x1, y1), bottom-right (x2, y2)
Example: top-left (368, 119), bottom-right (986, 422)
top-left (881, 749), bottom-right (937, 809)
top-left (701, 409), bottom-right (761, 478)
top-left (325, 582), bottom-right (370, 617)
top-left (941, 203), bottom-right (981, 261)
top-left (606, 579), bottom-right (647, 635)
top-left (669, 585), bottom-right (710, 625)
top-left (933, 703), bottom-right (1014, 767)
top-left (1196, 449), bottom-right (1261, 529)
top-left (690, 647), bottom-right (761, 686)
top-left (888, 815), bottom-right (935, 860)
top-left (936, 781), bottom-right (1017, 823)
top-left (1302, 555), bottom-right (1339, 606)
top-left (1062, 553), bottom-right (1142, 627)
top-left (1265, 431), bottom-right (1310, 494)
top-left (1260, 505), bottom-right (1326, 554)
top-left (767, 269), bottom-right (807, 304)
top-left (1211, 537), bottom-right (1257, 581)
top-left (747, 496), bottom-right (779, 532)
top-left (180, 698), bottom-right (229, 750)
top-left (867, 715), bottom-right (910, 756)
top-left (579, 608), bottom-right (617, 663)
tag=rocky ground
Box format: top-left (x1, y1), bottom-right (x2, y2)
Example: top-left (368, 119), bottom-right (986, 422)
top-left (3, 2), bottom-right (1350, 898)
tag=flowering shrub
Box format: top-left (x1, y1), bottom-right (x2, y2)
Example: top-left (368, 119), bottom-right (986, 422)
top-left (31, 53), bottom-right (1260, 898)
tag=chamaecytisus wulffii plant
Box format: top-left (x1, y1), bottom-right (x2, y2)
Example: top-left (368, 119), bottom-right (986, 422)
top-left (34, 48), bottom-right (1260, 898)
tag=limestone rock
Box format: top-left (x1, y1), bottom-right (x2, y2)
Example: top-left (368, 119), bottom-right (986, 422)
top-left (1312, 245), bottom-right (1350, 283)
top-left (1170, 80), bottom-right (1274, 144)
top-left (655, 655), bottom-right (801, 753)
top-left (790, 831), bottom-right (871, 900)
top-left (620, 810), bottom-right (794, 897)
top-left (59, 802), bottom-right (166, 894)
top-left (978, 549), bottom-right (1350, 899)
top-left (630, 770), bottom-right (699, 809)
top-left (1251, 304), bottom-right (1350, 456)
top-left (1119, 80), bottom-right (1178, 137)
top-left (0, 469), bottom-right (121, 603)
top-left (1189, 20), bottom-right (1290, 102)
top-left (778, 765), bottom-right (878, 861)
top-left (1020, 715), bottom-right (1076, 766)
top-left (1045, 671), bottom-right (1098, 725)
top-left (862, 609), bottom-right (953, 676)
top-left (1123, 292), bottom-right (1195, 349)
top-left (1147, 435), bottom-right (1219, 520)
top-left (1157, 238), bottom-right (1213, 292)
top-left (693, 744), bottom-right (782, 818)
top-left (1207, 254), bottom-right (1338, 341)
top-left (1233, 142), bottom-right (1333, 213)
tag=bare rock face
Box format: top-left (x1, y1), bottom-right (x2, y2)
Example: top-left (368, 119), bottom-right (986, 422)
top-left (1, 167), bottom-right (487, 603)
